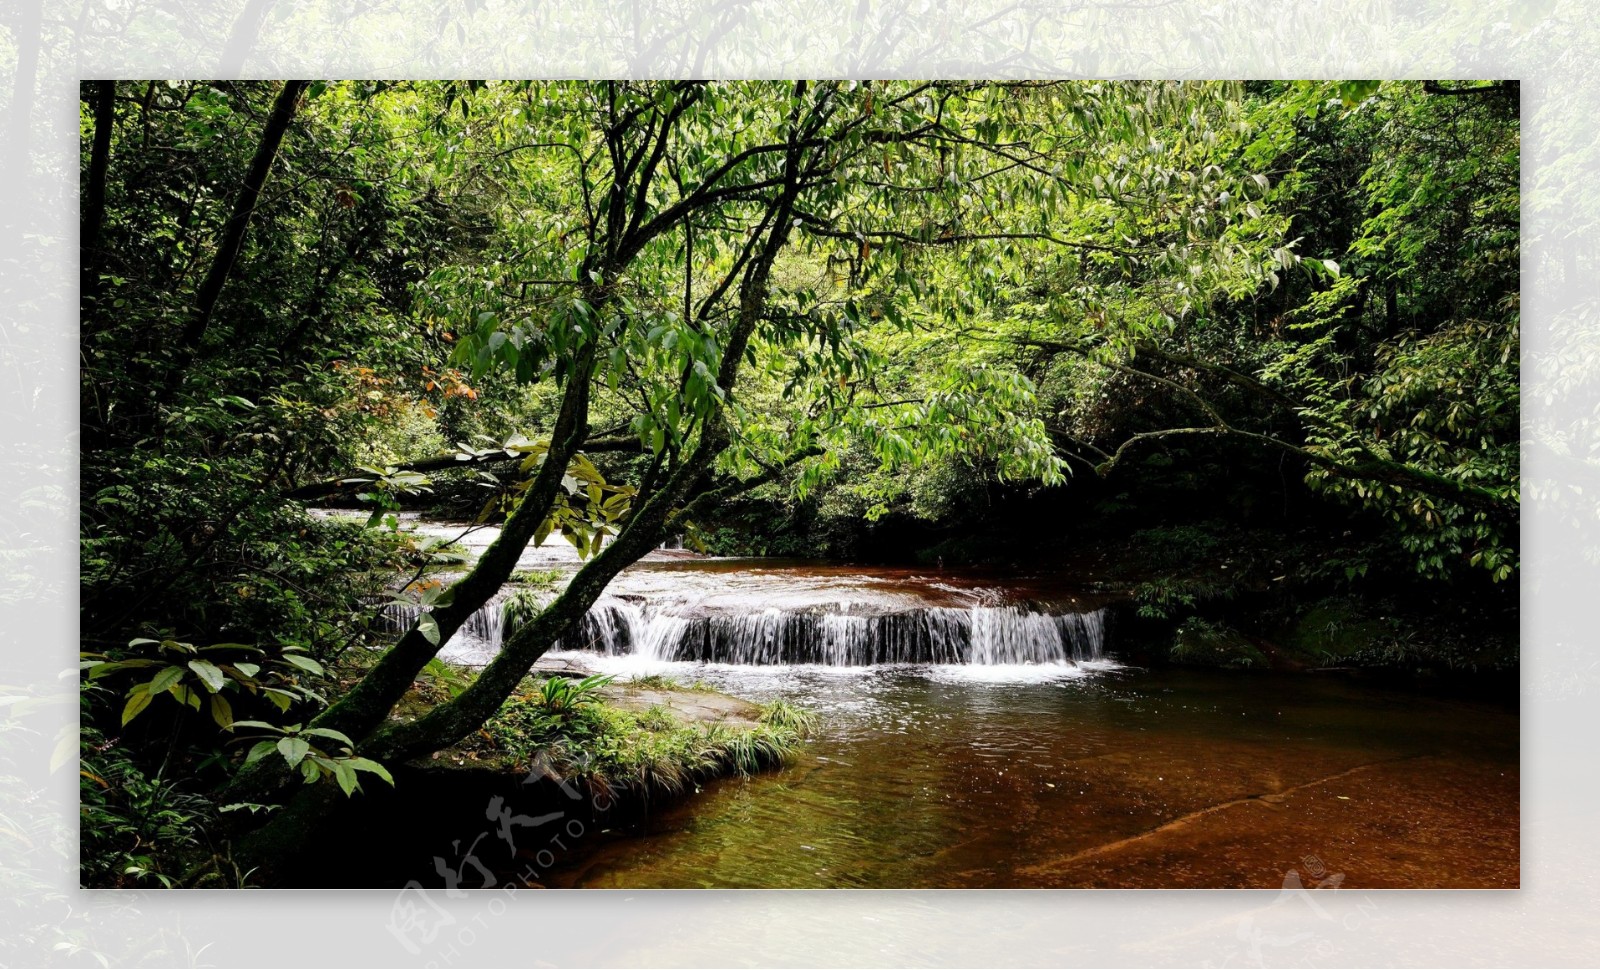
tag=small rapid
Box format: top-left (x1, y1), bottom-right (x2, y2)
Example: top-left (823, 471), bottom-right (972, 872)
top-left (383, 593), bottom-right (1107, 668)
top-left (359, 514), bottom-right (1111, 671)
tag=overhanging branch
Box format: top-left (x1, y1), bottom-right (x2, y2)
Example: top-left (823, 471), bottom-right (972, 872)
top-left (285, 436), bottom-right (644, 501)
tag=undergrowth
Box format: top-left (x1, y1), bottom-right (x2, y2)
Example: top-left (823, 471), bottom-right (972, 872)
top-left (471, 679), bottom-right (817, 800)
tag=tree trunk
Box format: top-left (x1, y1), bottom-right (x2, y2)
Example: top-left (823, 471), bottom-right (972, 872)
top-left (217, 0), bottom-right (282, 76)
top-left (219, 342), bottom-right (602, 813)
top-left (307, 343), bottom-right (602, 743)
top-left (367, 143), bottom-right (806, 765)
top-left (233, 79), bottom-right (824, 870)
top-left (180, 80), bottom-right (309, 351)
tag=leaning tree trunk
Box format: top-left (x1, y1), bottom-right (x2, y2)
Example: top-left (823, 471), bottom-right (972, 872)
top-left (236, 140), bottom-right (807, 873)
top-left (180, 79), bottom-right (308, 351)
top-left (368, 185), bottom-right (800, 766)
top-left (305, 338), bottom-right (603, 743)
top-left (141, 80), bottom-right (309, 438)
top-left (219, 335), bottom-right (605, 815)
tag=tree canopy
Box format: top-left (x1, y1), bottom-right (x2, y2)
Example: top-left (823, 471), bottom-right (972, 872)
top-left (78, 78), bottom-right (1519, 884)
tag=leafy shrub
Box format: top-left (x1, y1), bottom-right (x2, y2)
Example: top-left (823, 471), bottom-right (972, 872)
top-left (229, 721), bottom-right (395, 796)
top-left (1133, 575), bottom-right (1234, 619)
top-left (533, 673), bottom-right (615, 720)
top-left (82, 637), bottom-right (328, 731)
top-left (79, 727), bottom-right (215, 889)
top-left (1129, 523), bottom-right (1228, 569)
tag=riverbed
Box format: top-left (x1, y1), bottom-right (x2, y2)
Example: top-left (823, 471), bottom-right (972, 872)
top-left (532, 656), bottom-right (1517, 889)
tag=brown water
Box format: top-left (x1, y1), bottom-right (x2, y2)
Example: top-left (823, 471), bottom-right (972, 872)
top-left (542, 661), bottom-right (1518, 889)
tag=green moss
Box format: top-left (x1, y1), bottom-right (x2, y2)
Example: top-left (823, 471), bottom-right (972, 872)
top-left (1169, 618), bottom-right (1267, 669)
top-left (1287, 598), bottom-right (1391, 663)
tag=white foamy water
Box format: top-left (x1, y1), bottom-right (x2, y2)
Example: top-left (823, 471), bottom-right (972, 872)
top-left (361, 513), bottom-right (1113, 672)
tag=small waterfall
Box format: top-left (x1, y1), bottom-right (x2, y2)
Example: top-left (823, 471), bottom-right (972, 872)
top-left (382, 593), bottom-right (1106, 667)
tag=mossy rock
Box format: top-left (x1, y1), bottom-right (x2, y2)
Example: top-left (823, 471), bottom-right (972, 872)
top-left (1287, 598), bottom-right (1390, 664)
top-left (1169, 618), bottom-right (1267, 669)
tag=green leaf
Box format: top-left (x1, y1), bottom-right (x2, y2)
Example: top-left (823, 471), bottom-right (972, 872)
top-left (300, 727), bottom-right (355, 748)
top-left (333, 761), bottom-right (360, 796)
top-left (188, 659), bottom-right (226, 693)
top-left (345, 756), bottom-right (395, 786)
top-left (148, 665), bottom-right (185, 694)
top-left (88, 659), bottom-right (155, 678)
top-left (277, 736), bottom-right (311, 768)
top-left (121, 688), bottom-right (153, 726)
top-left (228, 719), bottom-right (285, 733)
top-left (244, 740), bottom-right (279, 765)
top-left (262, 688), bottom-right (296, 713)
top-left (209, 694), bottom-right (234, 729)
top-left (219, 802), bottom-right (279, 815)
top-left (417, 613), bottom-right (441, 646)
top-left (283, 654), bottom-right (325, 676)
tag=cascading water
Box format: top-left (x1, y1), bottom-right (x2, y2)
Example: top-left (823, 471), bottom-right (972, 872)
top-left (382, 591), bottom-right (1107, 668)
top-left (364, 515), bottom-right (1109, 670)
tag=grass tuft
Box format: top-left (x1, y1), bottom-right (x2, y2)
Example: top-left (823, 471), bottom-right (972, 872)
top-left (510, 568), bottom-right (566, 588)
top-left (758, 698), bottom-right (819, 737)
top-left (471, 691), bottom-right (819, 800)
top-left (630, 673), bottom-right (681, 689)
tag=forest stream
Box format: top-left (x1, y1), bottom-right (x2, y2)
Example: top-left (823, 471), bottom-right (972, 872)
top-left (368, 516), bottom-right (1518, 890)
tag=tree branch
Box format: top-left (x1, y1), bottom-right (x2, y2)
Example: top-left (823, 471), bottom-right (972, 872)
top-left (284, 436), bottom-right (645, 501)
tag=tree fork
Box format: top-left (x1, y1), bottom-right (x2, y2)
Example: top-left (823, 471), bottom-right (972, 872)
top-left (308, 339), bottom-right (602, 743)
top-left (361, 96), bottom-right (811, 765)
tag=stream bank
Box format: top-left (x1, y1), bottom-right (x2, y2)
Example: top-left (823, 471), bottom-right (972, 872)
top-left (282, 514), bottom-right (1518, 890)
top-left (280, 657), bottom-right (815, 888)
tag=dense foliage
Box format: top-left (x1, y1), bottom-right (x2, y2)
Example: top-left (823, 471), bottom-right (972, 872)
top-left (78, 79), bottom-right (1518, 886)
